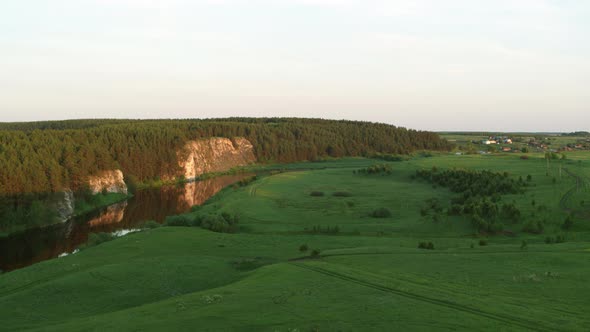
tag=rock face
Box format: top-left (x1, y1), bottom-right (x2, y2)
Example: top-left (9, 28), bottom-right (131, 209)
top-left (180, 137), bottom-right (256, 180)
top-left (87, 170), bottom-right (128, 195)
top-left (50, 190), bottom-right (75, 223)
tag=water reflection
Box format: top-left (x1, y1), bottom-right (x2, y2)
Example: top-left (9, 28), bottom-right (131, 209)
top-left (0, 174), bottom-right (251, 273)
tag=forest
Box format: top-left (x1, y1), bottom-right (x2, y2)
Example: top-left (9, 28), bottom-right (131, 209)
top-left (0, 118), bottom-right (452, 195)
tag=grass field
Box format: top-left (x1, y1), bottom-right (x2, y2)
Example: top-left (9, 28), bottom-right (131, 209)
top-left (1, 154), bottom-right (589, 331)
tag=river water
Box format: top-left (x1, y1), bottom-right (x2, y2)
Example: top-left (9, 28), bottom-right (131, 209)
top-left (0, 174), bottom-right (252, 273)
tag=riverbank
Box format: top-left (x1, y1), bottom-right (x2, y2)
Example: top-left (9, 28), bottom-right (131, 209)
top-left (0, 192), bottom-right (132, 238)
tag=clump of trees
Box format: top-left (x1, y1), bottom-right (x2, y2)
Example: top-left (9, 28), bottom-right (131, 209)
top-left (545, 235), bottom-right (566, 244)
top-left (415, 168), bottom-right (529, 234)
top-left (305, 225), bottom-right (340, 235)
top-left (332, 191), bottom-right (352, 197)
top-left (140, 220), bottom-right (161, 229)
top-left (370, 207), bottom-right (392, 218)
top-left (418, 241), bottom-right (434, 250)
top-left (370, 153), bottom-right (407, 162)
top-left (562, 215), bottom-right (574, 230)
top-left (165, 211), bottom-right (240, 233)
top-left (354, 164), bottom-right (393, 175)
top-left (415, 168), bottom-right (526, 196)
top-left (310, 191), bottom-right (325, 197)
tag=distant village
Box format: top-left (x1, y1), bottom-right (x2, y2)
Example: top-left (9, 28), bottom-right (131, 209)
top-left (466, 135), bottom-right (590, 154)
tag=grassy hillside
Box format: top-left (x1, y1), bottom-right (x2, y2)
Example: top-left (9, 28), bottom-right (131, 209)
top-left (1, 154), bottom-right (589, 331)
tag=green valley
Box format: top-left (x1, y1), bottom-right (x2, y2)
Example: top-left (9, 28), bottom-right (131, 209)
top-left (2, 153), bottom-right (588, 331)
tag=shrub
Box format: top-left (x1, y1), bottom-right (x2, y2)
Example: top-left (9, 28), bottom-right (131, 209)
top-left (562, 215), bottom-right (574, 230)
top-left (479, 239), bottom-right (488, 246)
top-left (299, 244), bottom-right (308, 252)
top-left (237, 176), bottom-right (258, 187)
top-left (546, 235), bottom-right (566, 244)
top-left (198, 213), bottom-right (239, 233)
top-left (140, 220), bottom-right (161, 229)
top-left (310, 191), bottom-right (325, 197)
top-left (332, 191), bottom-right (352, 197)
top-left (165, 214), bottom-right (193, 227)
top-left (310, 249), bottom-right (321, 257)
top-left (306, 225), bottom-right (340, 235)
top-left (418, 242), bottom-right (434, 250)
top-left (346, 201), bottom-right (355, 207)
top-left (356, 164), bottom-right (393, 175)
top-left (370, 207), bottom-right (392, 218)
top-left (520, 240), bottom-right (528, 250)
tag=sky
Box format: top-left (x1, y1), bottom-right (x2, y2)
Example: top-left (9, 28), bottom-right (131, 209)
top-left (0, 0), bottom-right (588, 131)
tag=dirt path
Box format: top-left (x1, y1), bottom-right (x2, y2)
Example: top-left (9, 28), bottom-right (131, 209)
top-left (291, 262), bottom-right (554, 332)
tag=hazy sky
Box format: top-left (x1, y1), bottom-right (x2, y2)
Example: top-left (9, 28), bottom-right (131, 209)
top-left (1, 0), bottom-right (588, 131)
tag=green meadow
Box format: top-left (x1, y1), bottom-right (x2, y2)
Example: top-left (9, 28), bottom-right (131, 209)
top-left (1, 154), bottom-right (589, 331)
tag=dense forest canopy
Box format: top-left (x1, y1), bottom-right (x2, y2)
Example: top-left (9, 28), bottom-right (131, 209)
top-left (0, 118), bottom-right (452, 195)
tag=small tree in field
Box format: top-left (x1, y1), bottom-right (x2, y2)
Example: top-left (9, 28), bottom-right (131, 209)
top-left (299, 244), bottom-right (308, 253)
top-left (311, 249), bottom-right (321, 257)
top-left (562, 215), bottom-right (574, 230)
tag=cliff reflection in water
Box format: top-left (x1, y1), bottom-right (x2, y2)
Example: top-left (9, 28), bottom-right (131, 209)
top-left (0, 174), bottom-right (252, 273)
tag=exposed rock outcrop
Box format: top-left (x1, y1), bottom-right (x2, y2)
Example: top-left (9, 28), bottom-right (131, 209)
top-left (48, 190), bottom-right (75, 223)
top-left (87, 170), bottom-right (128, 195)
top-left (179, 137), bottom-right (256, 180)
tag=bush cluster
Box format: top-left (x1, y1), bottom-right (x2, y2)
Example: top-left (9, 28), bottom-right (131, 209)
top-left (332, 191), bottom-right (352, 197)
top-left (418, 242), bottom-right (434, 250)
top-left (415, 168), bottom-right (528, 234)
top-left (354, 164), bottom-right (393, 175)
top-left (370, 153), bottom-right (406, 162)
top-left (370, 207), bottom-right (392, 218)
top-left (305, 225), bottom-right (340, 235)
top-left (310, 191), bottom-right (325, 197)
top-left (545, 235), bottom-right (566, 244)
top-left (165, 212), bottom-right (240, 233)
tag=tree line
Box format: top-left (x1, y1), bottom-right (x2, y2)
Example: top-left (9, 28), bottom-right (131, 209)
top-left (0, 118), bottom-right (452, 196)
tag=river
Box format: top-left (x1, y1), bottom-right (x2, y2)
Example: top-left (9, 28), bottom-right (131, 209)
top-left (0, 173), bottom-right (252, 273)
